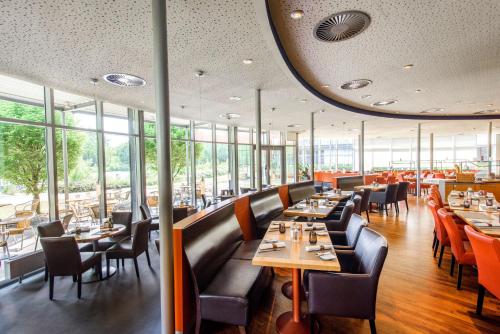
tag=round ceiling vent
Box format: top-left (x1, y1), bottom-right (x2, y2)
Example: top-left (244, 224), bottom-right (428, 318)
top-left (341, 79), bottom-right (372, 90)
top-left (314, 11), bottom-right (370, 42)
top-left (103, 73), bottom-right (146, 87)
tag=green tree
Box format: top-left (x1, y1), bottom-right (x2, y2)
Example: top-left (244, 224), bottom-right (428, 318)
top-left (0, 101), bottom-right (82, 210)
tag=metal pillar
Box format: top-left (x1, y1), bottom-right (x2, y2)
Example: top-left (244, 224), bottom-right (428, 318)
top-left (294, 132), bottom-right (299, 182)
top-left (416, 123), bottom-right (421, 197)
top-left (211, 123), bottom-right (217, 196)
top-left (231, 126), bottom-right (239, 193)
top-left (95, 101), bottom-right (107, 221)
top-left (152, 0), bottom-right (174, 332)
top-left (360, 121), bottom-right (365, 175)
top-left (430, 133), bottom-right (434, 172)
top-left (488, 121), bottom-right (493, 175)
top-left (44, 87), bottom-right (58, 220)
top-left (255, 89), bottom-right (262, 191)
top-left (137, 110), bottom-right (147, 206)
top-left (61, 112), bottom-right (69, 204)
top-left (190, 121), bottom-right (196, 206)
top-left (310, 112), bottom-right (315, 181)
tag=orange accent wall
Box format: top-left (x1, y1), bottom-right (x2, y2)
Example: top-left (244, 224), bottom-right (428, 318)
top-left (234, 196), bottom-right (254, 241)
top-left (173, 229), bottom-right (184, 332)
top-left (278, 185), bottom-right (289, 209)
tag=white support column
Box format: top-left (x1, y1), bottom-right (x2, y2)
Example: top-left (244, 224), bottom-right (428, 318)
top-left (152, 0), bottom-right (174, 333)
top-left (255, 89), bottom-right (262, 191)
top-left (310, 112), bottom-right (315, 181)
top-left (430, 133), bottom-right (434, 172)
top-left (416, 123), bottom-right (421, 197)
top-left (95, 100), bottom-right (107, 221)
top-left (360, 121), bottom-right (365, 175)
top-left (44, 87), bottom-right (58, 220)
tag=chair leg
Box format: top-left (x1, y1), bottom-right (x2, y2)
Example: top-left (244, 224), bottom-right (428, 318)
top-left (310, 314), bottom-right (315, 334)
top-left (450, 255), bottom-right (455, 276)
top-left (433, 240), bottom-right (439, 258)
top-left (122, 258), bottom-right (125, 267)
top-left (365, 210), bottom-right (370, 223)
top-left (405, 199), bottom-right (409, 210)
top-left (476, 285), bottom-right (485, 315)
top-left (44, 263), bottom-right (49, 282)
top-left (49, 275), bottom-right (54, 300)
top-left (395, 202), bottom-right (399, 215)
top-left (238, 326), bottom-right (247, 334)
top-left (385, 204), bottom-right (388, 215)
top-left (77, 274), bottom-right (82, 299)
top-left (72, 275), bottom-right (77, 282)
top-left (145, 250), bottom-right (151, 267)
top-left (116, 258), bottom-right (119, 269)
top-left (438, 245), bottom-right (445, 267)
top-left (457, 264), bottom-right (463, 290)
top-left (34, 235), bottom-right (39, 251)
top-left (20, 234), bottom-right (24, 250)
top-left (369, 319), bottom-right (377, 334)
top-left (432, 234), bottom-right (437, 250)
top-left (106, 258), bottom-right (110, 277)
top-left (133, 257), bottom-right (140, 279)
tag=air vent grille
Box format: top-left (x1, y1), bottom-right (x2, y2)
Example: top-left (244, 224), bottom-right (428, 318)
top-left (314, 11), bottom-right (370, 42)
top-left (103, 73), bottom-right (146, 87)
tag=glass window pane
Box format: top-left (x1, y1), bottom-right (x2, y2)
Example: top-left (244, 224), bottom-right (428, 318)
top-left (216, 124), bottom-right (229, 143)
top-left (54, 90), bottom-right (95, 129)
top-left (216, 144), bottom-right (230, 194)
top-left (194, 122), bottom-right (212, 141)
top-left (196, 142), bottom-right (213, 204)
top-left (238, 144), bottom-right (252, 192)
top-left (145, 138), bottom-right (159, 213)
top-left (105, 134), bottom-right (131, 215)
top-left (172, 140), bottom-right (192, 205)
top-left (0, 75), bottom-right (45, 123)
top-left (103, 103), bottom-right (129, 134)
top-left (171, 125), bottom-right (189, 140)
top-left (286, 146), bottom-right (296, 183)
top-left (270, 130), bottom-right (282, 145)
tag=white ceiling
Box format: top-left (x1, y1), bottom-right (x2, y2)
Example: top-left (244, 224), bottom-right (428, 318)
top-left (0, 0), bottom-right (498, 139)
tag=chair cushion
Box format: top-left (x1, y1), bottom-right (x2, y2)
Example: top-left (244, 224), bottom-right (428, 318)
top-left (461, 241), bottom-right (476, 265)
top-left (80, 252), bottom-right (102, 272)
top-left (200, 259), bottom-right (271, 326)
top-left (96, 236), bottom-right (130, 251)
top-left (106, 239), bottom-right (134, 259)
top-left (231, 239), bottom-right (261, 260)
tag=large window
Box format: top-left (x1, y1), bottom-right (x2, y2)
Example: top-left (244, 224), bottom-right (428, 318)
top-left (238, 145), bottom-right (252, 192)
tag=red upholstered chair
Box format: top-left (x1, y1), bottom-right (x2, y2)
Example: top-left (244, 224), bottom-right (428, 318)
top-left (428, 201), bottom-right (450, 264)
top-left (438, 209), bottom-right (476, 289)
top-left (464, 226), bottom-right (500, 315)
top-left (386, 175), bottom-right (396, 184)
top-left (433, 173), bottom-right (446, 179)
top-left (375, 176), bottom-right (387, 184)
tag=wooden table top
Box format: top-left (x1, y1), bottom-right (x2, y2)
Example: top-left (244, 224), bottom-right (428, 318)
top-left (453, 210), bottom-right (500, 238)
top-left (63, 224), bottom-right (126, 243)
top-left (354, 184), bottom-right (387, 191)
top-left (252, 221), bottom-right (341, 271)
top-left (283, 201), bottom-right (336, 218)
top-left (311, 191), bottom-right (351, 201)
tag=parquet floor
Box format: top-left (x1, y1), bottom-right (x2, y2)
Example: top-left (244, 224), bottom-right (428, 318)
top-left (205, 196), bottom-right (500, 334)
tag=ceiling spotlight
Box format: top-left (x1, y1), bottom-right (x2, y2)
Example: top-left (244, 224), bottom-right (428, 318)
top-left (300, 98), bottom-right (308, 103)
top-left (420, 108), bottom-right (445, 114)
top-left (487, 104), bottom-right (493, 107)
top-left (330, 123), bottom-right (335, 127)
top-left (415, 89), bottom-right (422, 93)
top-left (321, 84), bottom-right (330, 88)
top-left (103, 73), bottom-right (146, 87)
top-left (341, 79), bottom-right (372, 90)
top-left (474, 109), bottom-right (499, 115)
top-left (288, 124), bottom-right (302, 128)
top-left (229, 96), bottom-right (241, 101)
top-left (372, 100), bottom-right (398, 107)
top-left (403, 64), bottom-right (414, 69)
top-left (195, 70), bottom-right (205, 77)
top-left (361, 94), bottom-right (372, 99)
top-left (219, 113), bottom-right (240, 120)
top-left (89, 78), bottom-right (99, 85)
top-left (290, 9), bottom-right (304, 19)
top-left (270, 107), bottom-right (277, 112)
top-left (243, 59), bottom-right (253, 65)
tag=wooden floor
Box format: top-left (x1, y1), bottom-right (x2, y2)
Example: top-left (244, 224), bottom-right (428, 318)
top-left (206, 196), bottom-right (500, 334)
top-left (0, 196), bottom-right (499, 333)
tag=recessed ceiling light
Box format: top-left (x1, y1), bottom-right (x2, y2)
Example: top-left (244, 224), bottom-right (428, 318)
top-left (321, 84), bottom-right (330, 88)
top-left (89, 78), bottom-right (99, 85)
top-left (361, 94), bottom-right (371, 99)
top-left (330, 123), bottom-right (335, 127)
top-left (229, 96), bottom-right (241, 101)
top-left (219, 113), bottom-right (240, 119)
top-left (319, 109), bottom-right (325, 113)
top-left (420, 108), bottom-right (445, 114)
top-left (194, 70), bottom-right (205, 77)
top-left (290, 10), bottom-right (304, 19)
top-left (103, 73), bottom-right (146, 87)
top-left (403, 64), bottom-right (414, 69)
top-left (352, 128), bottom-right (359, 131)
top-left (341, 79), bottom-right (372, 90)
top-left (474, 109), bottom-right (499, 115)
top-left (300, 98), bottom-right (308, 103)
top-left (288, 124), bottom-right (302, 128)
top-left (415, 89), bottom-right (422, 93)
top-left (487, 104), bottom-right (493, 107)
top-left (270, 107), bottom-right (277, 112)
top-left (243, 59), bottom-right (253, 65)
top-left (372, 100), bottom-right (398, 107)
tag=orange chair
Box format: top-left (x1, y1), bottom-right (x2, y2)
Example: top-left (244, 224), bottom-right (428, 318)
top-left (464, 226), bottom-right (500, 315)
top-left (438, 209), bottom-right (476, 289)
top-left (386, 175), bottom-right (396, 184)
top-left (433, 173), bottom-right (446, 179)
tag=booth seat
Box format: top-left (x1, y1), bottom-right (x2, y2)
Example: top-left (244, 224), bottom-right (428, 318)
top-left (182, 203), bottom-right (273, 333)
top-left (249, 187), bottom-right (287, 238)
top-left (288, 180), bottom-right (315, 205)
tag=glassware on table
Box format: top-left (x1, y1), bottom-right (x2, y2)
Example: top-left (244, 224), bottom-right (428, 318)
top-left (486, 197), bottom-right (494, 207)
top-left (306, 220), bottom-right (313, 227)
top-left (290, 223), bottom-right (299, 242)
top-left (279, 222), bottom-right (286, 234)
top-left (309, 231), bottom-right (317, 245)
top-left (463, 200), bottom-right (470, 209)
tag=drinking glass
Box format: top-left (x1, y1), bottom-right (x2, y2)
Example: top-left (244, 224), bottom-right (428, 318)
top-left (279, 222), bottom-right (286, 234)
top-left (309, 231), bottom-right (317, 245)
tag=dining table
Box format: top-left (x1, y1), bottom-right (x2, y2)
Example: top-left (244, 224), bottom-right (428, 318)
top-left (452, 210), bottom-right (500, 238)
top-left (311, 191), bottom-right (351, 201)
top-left (354, 183), bottom-right (387, 192)
top-left (283, 200), bottom-right (337, 219)
top-left (252, 221), bottom-right (340, 333)
top-left (63, 223), bottom-right (126, 282)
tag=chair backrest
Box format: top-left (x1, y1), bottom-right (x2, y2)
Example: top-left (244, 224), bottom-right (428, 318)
top-left (430, 185), bottom-right (444, 207)
top-left (375, 176), bottom-right (386, 184)
top-left (61, 213), bottom-right (73, 231)
top-left (173, 207), bottom-right (189, 223)
top-left (37, 220), bottom-right (65, 237)
top-left (427, 201), bottom-right (447, 243)
top-left (396, 182), bottom-right (409, 201)
top-left (434, 173), bottom-right (445, 179)
top-left (359, 188), bottom-right (371, 212)
top-left (464, 226), bottom-right (500, 298)
top-left (438, 208), bottom-right (471, 261)
top-left (288, 181), bottom-right (315, 204)
top-left (385, 184), bottom-right (399, 202)
top-left (345, 214), bottom-right (368, 247)
top-left (140, 204), bottom-right (152, 221)
top-left (331, 201), bottom-right (355, 230)
top-left (354, 227), bottom-right (388, 276)
top-left (397, 174), bottom-right (405, 182)
top-left (352, 195), bottom-right (362, 215)
top-left (40, 236), bottom-right (82, 276)
top-left (386, 175), bottom-right (396, 184)
top-left (112, 211), bottom-right (133, 237)
top-left (132, 220), bottom-right (151, 256)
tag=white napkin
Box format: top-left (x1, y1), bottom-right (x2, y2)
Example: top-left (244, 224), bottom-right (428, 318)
top-left (315, 230), bottom-right (329, 236)
top-left (305, 244), bottom-right (333, 252)
top-left (259, 242), bottom-right (286, 250)
top-left (304, 223), bottom-right (326, 231)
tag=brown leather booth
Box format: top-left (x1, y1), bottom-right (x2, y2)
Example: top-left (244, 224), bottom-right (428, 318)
top-left (288, 180), bottom-right (315, 204)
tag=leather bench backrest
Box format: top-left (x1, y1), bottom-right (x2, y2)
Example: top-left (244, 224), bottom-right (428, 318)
top-left (249, 188), bottom-right (284, 226)
top-left (345, 214), bottom-right (367, 246)
top-left (288, 181), bottom-right (315, 204)
top-left (353, 228), bottom-right (388, 276)
top-left (183, 203), bottom-right (243, 291)
top-left (336, 175), bottom-right (364, 191)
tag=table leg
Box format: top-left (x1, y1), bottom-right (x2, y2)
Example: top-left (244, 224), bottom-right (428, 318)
top-left (81, 240), bottom-right (116, 283)
top-left (276, 268), bottom-right (315, 334)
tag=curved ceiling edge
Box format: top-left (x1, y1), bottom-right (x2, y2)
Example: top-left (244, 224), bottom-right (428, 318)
top-left (264, 0), bottom-right (500, 120)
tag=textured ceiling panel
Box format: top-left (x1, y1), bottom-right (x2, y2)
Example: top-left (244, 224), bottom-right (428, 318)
top-left (269, 0), bottom-right (500, 117)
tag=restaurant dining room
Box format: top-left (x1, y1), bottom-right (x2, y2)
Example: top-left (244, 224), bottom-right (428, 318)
top-left (0, 0), bottom-right (499, 334)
